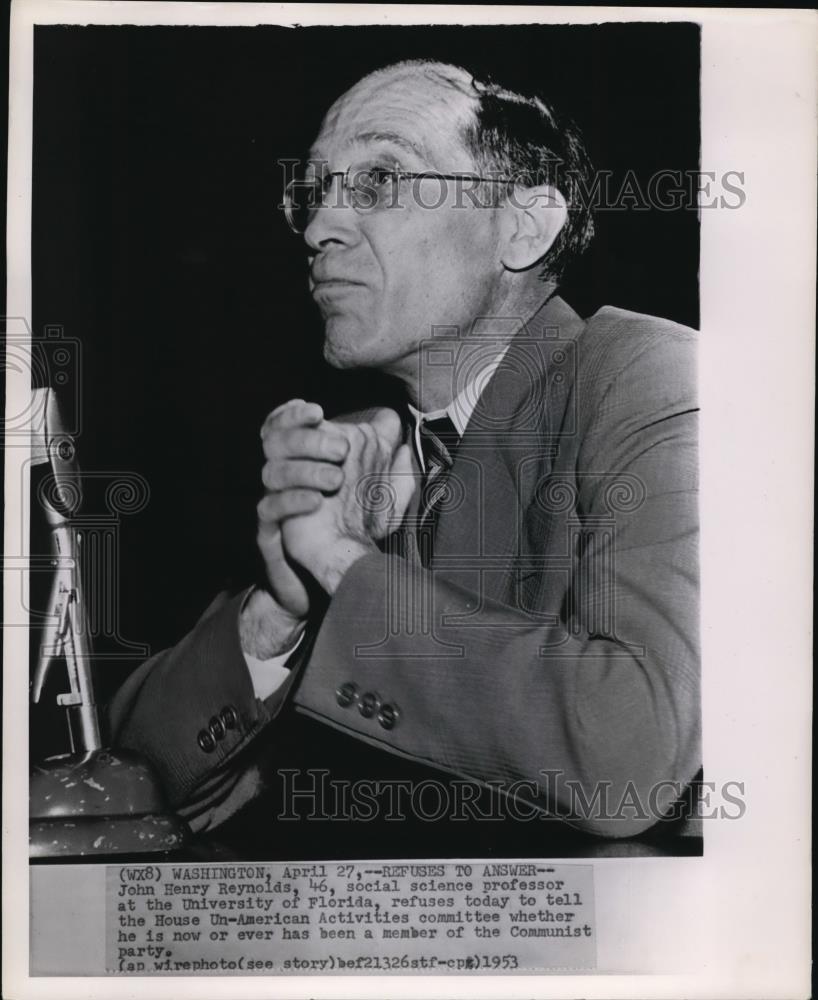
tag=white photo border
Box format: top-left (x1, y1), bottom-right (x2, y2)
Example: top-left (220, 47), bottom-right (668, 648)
top-left (4, 3), bottom-right (815, 998)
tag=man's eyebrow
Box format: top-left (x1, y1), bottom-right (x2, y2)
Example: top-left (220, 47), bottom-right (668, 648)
top-left (351, 131), bottom-right (429, 162)
top-left (307, 131), bottom-right (434, 168)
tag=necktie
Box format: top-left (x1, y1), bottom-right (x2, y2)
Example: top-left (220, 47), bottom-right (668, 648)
top-left (416, 414), bottom-right (459, 563)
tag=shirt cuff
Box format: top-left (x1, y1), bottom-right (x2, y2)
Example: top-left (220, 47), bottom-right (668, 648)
top-left (244, 630), bottom-right (305, 701)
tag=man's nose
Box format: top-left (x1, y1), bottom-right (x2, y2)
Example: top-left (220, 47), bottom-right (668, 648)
top-left (303, 176), bottom-right (360, 251)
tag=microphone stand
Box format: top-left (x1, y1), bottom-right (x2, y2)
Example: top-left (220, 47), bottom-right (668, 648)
top-left (29, 388), bottom-right (191, 858)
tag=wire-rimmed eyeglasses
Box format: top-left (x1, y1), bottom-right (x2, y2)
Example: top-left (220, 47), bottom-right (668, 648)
top-left (283, 166), bottom-right (512, 234)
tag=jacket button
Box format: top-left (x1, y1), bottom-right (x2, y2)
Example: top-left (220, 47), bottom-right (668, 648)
top-left (209, 716), bottom-right (225, 741)
top-left (378, 703), bottom-right (399, 730)
top-left (336, 682), bottom-right (358, 708)
top-left (197, 729), bottom-right (216, 753)
top-left (359, 691), bottom-right (379, 719)
top-left (220, 705), bottom-right (238, 730)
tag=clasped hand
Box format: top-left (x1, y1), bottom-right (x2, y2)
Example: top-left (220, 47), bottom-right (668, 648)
top-left (256, 399), bottom-right (415, 612)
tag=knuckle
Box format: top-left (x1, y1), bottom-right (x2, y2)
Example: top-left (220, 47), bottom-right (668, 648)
top-left (261, 430), bottom-right (283, 459)
top-left (382, 410), bottom-right (401, 441)
top-left (256, 495), bottom-right (277, 521)
top-left (273, 397), bottom-right (304, 419)
top-left (373, 406), bottom-right (394, 428)
top-left (279, 490), bottom-right (298, 510)
top-left (289, 488), bottom-right (318, 509)
top-left (308, 464), bottom-right (326, 488)
top-left (257, 524), bottom-right (279, 549)
top-left (320, 464), bottom-right (343, 488)
top-left (262, 399), bottom-right (299, 436)
top-left (279, 462), bottom-right (297, 488)
top-left (360, 424), bottom-right (378, 457)
top-left (291, 428), bottom-right (310, 453)
top-left (349, 424), bottom-right (367, 450)
top-left (318, 430), bottom-right (345, 459)
top-left (285, 461), bottom-right (308, 488)
top-left (261, 463), bottom-right (280, 491)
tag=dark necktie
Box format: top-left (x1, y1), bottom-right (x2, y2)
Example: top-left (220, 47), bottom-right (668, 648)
top-left (416, 414), bottom-right (459, 564)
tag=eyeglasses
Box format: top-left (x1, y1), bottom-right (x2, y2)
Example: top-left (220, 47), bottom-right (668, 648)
top-left (283, 166), bottom-right (512, 234)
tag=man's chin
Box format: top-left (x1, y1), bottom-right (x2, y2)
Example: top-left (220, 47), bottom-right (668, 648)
top-left (323, 343), bottom-right (358, 370)
top-left (322, 318), bottom-right (371, 370)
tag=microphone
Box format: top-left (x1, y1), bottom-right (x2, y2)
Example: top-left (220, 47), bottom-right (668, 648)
top-left (29, 388), bottom-right (191, 859)
top-left (30, 387), bottom-right (100, 749)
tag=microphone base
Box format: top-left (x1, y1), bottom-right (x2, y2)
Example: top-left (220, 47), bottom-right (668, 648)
top-left (30, 748), bottom-right (191, 859)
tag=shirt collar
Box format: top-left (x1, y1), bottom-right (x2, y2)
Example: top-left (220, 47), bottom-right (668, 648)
top-left (406, 342), bottom-right (512, 473)
top-left (406, 340), bottom-right (512, 437)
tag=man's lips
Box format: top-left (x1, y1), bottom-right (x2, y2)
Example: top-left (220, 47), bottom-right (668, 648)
top-left (311, 277), bottom-right (366, 289)
top-left (311, 277), bottom-right (367, 300)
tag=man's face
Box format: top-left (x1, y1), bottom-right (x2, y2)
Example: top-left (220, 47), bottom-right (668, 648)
top-left (304, 69), bottom-right (507, 380)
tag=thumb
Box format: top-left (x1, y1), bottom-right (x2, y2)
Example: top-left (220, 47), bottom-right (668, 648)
top-left (369, 407), bottom-right (403, 448)
top-left (389, 443), bottom-right (416, 521)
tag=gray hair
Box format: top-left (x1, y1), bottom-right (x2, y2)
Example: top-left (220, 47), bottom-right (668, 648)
top-left (365, 59), bottom-right (596, 283)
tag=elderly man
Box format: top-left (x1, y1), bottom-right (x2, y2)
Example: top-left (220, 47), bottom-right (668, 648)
top-left (110, 60), bottom-right (699, 847)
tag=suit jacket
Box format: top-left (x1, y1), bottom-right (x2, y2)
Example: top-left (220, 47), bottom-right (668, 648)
top-left (109, 295), bottom-right (700, 843)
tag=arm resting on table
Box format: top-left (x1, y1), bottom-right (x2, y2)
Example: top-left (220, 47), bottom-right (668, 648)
top-left (108, 589), bottom-right (300, 831)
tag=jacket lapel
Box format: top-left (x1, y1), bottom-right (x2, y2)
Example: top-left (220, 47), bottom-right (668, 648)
top-left (432, 296), bottom-right (586, 586)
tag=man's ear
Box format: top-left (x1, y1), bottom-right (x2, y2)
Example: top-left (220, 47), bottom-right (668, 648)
top-left (499, 185), bottom-right (568, 272)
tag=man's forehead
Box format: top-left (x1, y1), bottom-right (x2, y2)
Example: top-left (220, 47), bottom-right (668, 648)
top-left (310, 69), bottom-right (477, 167)
top-left (311, 128), bottom-right (429, 165)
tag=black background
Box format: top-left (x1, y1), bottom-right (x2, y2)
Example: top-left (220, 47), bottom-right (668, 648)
top-left (30, 23), bottom-right (700, 784)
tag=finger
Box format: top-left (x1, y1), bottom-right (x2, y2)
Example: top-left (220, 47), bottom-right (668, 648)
top-left (256, 488), bottom-right (322, 526)
top-left (262, 458), bottom-right (344, 492)
top-left (262, 425), bottom-right (350, 463)
top-left (355, 421), bottom-right (378, 462)
top-left (269, 397), bottom-right (305, 419)
top-left (336, 421), bottom-right (367, 455)
top-left (261, 399), bottom-right (324, 437)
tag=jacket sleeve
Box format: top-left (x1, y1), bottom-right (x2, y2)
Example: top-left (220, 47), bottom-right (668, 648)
top-left (107, 589), bottom-right (301, 832)
top-left (291, 325), bottom-right (700, 837)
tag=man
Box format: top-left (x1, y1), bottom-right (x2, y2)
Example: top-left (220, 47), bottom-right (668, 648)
top-left (110, 60), bottom-right (699, 846)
